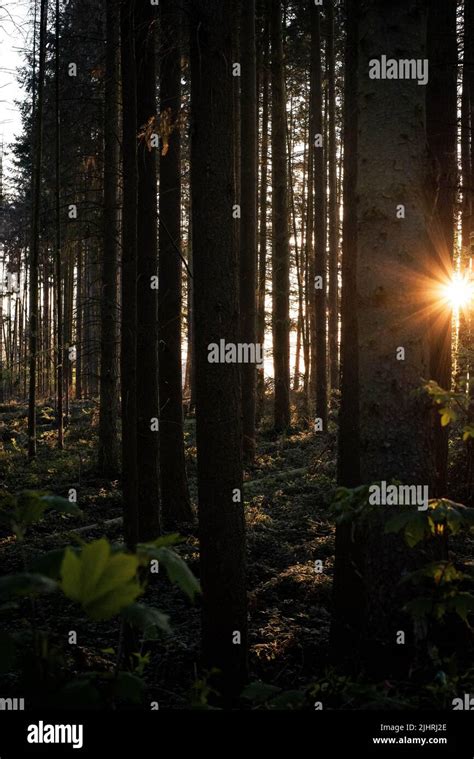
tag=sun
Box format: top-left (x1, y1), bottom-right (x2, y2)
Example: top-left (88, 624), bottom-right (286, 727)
top-left (442, 272), bottom-right (474, 309)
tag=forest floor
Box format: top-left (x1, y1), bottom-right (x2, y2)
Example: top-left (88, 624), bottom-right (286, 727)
top-left (1, 397), bottom-right (473, 710)
top-left (0, 397), bottom-right (337, 708)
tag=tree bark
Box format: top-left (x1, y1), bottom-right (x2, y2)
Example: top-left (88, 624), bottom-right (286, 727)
top-left (331, 0), bottom-right (363, 665)
top-left (190, 0), bottom-right (248, 701)
top-left (356, 0), bottom-right (435, 675)
top-left (27, 0), bottom-right (48, 458)
top-left (158, 0), bottom-right (192, 526)
top-left (327, 1), bottom-right (339, 391)
top-left (257, 14), bottom-right (269, 424)
top-left (270, 0), bottom-right (290, 431)
top-left (426, 0), bottom-right (457, 497)
top-left (240, 0), bottom-right (258, 462)
top-left (310, 0), bottom-right (327, 426)
top-left (135, 0), bottom-right (160, 540)
top-left (120, 0), bottom-right (138, 549)
top-left (98, 0), bottom-right (120, 476)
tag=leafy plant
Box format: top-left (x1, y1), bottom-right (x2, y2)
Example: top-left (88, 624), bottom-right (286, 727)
top-left (424, 380), bottom-right (474, 442)
top-left (0, 489), bottom-right (200, 707)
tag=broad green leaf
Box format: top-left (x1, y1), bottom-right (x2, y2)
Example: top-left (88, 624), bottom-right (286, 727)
top-left (440, 407), bottom-right (457, 426)
top-left (404, 513), bottom-right (427, 547)
top-left (446, 507), bottom-right (464, 536)
top-left (0, 573), bottom-right (58, 600)
top-left (16, 491), bottom-right (47, 527)
top-left (60, 539), bottom-right (141, 620)
top-left (463, 425), bottom-right (474, 441)
top-left (268, 690), bottom-right (306, 710)
top-left (241, 681), bottom-right (282, 703)
top-left (121, 602), bottom-right (171, 638)
top-left (138, 544), bottom-right (200, 601)
top-left (60, 548), bottom-right (82, 601)
top-left (40, 495), bottom-right (82, 516)
top-left (115, 672), bottom-right (145, 704)
top-left (450, 592), bottom-right (474, 623)
top-left (29, 547), bottom-right (79, 579)
top-left (384, 511), bottom-right (413, 535)
top-left (404, 597), bottom-right (433, 619)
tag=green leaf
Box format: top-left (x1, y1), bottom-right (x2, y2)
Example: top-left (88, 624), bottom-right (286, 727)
top-left (0, 573), bottom-right (58, 600)
top-left (121, 602), bottom-right (171, 639)
top-left (462, 425), bottom-right (474, 441)
top-left (404, 513), bottom-right (428, 547)
top-left (241, 681), bottom-right (282, 704)
top-left (138, 544), bottom-right (200, 601)
top-left (147, 534), bottom-right (182, 548)
top-left (60, 539), bottom-right (141, 620)
top-left (440, 407), bottom-right (457, 426)
top-left (446, 507), bottom-right (464, 536)
top-left (40, 495), bottom-right (82, 516)
top-left (404, 597), bottom-right (433, 619)
top-left (450, 592), bottom-right (474, 623)
top-left (115, 672), bottom-right (144, 704)
top-left (268, 690), bottom-right (306, 710)
top-left (29, 547), bottom-right (80, 579)
top-left (16, 491), bottom-right (48, 527)
top-left (384, 511), bottom-right (413, 535)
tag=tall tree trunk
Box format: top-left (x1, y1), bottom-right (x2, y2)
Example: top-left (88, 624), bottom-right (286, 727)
top-left (240, 0), bottom-right (258, 463)
top-left (257, 14), bottom-right (269, 424)
top-left (426, 0), bottom-right (457, 497)
top-left (98, 0), bottom-right (120, 476)
top-left (120, 0), bottom-right (138, 549)
top-left (135, 0), bottom-right (160, 540)
top-left (327, 1), bottom-right (339, 391)
top-left (158, 0), bottom-right (192, 526)
top-left (271, 0), bottom-right (290, 431)
top-left (331, 0), bottom-right (363, 665)
top-left (76, 245), bottom-right (83, 400)
top-left (27, 0), bottom-right (48, 458)
top-left (311, 0), bottom-right (327, 427)
top-left (184, 216), bottom-right (196, 413)
top-left (190, 0), bottom-right (248, 701)
top-left (54, 0), bottom-right (63, 448)
top-left (356, 0), bottom-right (434, 675)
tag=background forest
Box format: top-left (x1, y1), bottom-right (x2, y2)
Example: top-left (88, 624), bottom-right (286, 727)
top-left (0, 0), bottom-right (473, 712)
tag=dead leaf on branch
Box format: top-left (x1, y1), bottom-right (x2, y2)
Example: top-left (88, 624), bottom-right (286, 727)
top-left (137, 108), bottom-right (186, 155)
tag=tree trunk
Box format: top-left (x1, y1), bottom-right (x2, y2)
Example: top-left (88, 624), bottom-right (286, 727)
top-left (158, 0), bottom-right (192, 526)
top-left (356, 0), bottom-right (435, 675)
top-left (311, 0), bottom-right (327, 427)
top-left (426, 0), bottom-right (457, 497)
top-left (257, 14), bottom-right (269, 424)
top-left (120, 0), bottom-right (138, 549)
top-left (76, 245), bottom-right (83, 400)
top-left (27, 0), bottom-right (48, 458)
top-left (271, 0), bottom-right (290, 431)
top-left (98, 0), bottom-right (120, 476)
top-left (327, 1), bottom-right (339, 391)
top-left (135, 0), bottom-right (160, 541)
top-left (190, 0), bottom-right (248, 701)
top-left (331, 0), bottom-right (363, 665)
top-left (240, 0), bottom-right (257, 463)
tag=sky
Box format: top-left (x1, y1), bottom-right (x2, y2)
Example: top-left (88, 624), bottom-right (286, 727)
top-left (0, 0), bottom-right (31, 191)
